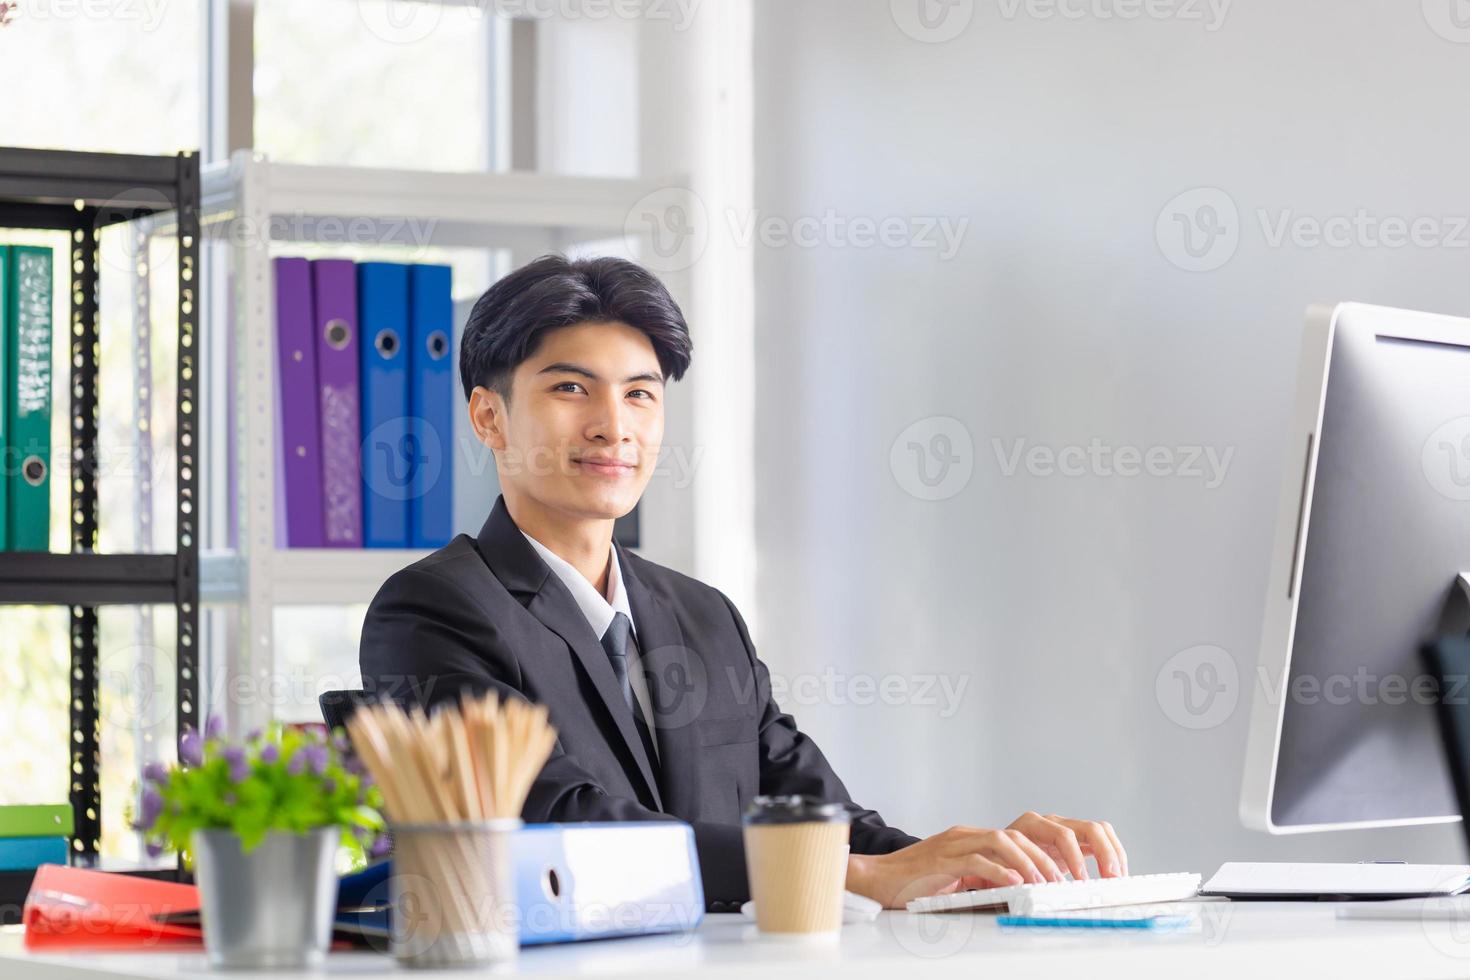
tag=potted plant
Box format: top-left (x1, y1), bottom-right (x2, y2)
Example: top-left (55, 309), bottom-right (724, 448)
top-left (132, 718), bottom-right (386, 969)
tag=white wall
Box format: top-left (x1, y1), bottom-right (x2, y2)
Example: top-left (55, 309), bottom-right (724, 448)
top-left (752, 0), bottom-right (1470, 873)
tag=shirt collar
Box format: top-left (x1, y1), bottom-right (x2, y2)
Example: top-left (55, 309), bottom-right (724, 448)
top-left (519, 531), bottom-right (636, 641)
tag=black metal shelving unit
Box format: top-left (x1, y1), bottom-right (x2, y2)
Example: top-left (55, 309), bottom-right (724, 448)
top-left (0, 148), bottom-right (200, 920)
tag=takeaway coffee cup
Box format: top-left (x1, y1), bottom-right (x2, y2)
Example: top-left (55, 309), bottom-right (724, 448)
top-left (742, 795), bottom-right (852, 937)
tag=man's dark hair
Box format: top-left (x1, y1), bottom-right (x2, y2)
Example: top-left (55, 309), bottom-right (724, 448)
top-left (458, 254), bottom-right (693, 402)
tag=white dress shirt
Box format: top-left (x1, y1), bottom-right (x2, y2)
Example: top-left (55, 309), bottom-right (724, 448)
top-left (520, 532), bottom-right (660, 761)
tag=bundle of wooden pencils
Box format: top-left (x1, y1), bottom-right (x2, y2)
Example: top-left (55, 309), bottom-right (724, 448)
top-left (346, 691), bottom-right (557, 823)
top-left (345, 692), bottom-right (557, 961)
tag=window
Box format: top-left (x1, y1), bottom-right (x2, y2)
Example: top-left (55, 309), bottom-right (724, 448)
top-left (253, 0), bottom-right (491, 172)
top-left (0, 2), bottom-right (201, 155)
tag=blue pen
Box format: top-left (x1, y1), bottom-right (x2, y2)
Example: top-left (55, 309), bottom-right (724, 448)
top-left (997, 913), bottom-right (1196, 930)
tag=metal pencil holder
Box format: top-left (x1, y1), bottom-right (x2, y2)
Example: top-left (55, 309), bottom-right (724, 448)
top-left (389, 818), bottom-right (522, 968)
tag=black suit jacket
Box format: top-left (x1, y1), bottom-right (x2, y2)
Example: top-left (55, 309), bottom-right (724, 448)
top-left (359, 496), bottom-right (919, 911)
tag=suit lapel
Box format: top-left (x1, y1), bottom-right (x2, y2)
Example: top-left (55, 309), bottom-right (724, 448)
top-left (474, 497), bottom-right (663, 811)
top-left (618, 543), bottom-right (703, 822)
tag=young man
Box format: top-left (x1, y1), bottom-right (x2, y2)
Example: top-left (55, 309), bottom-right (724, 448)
top-left (359, 255), bottom-right (1128, 911)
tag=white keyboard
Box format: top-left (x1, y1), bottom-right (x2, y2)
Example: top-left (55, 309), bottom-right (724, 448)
top-left (906, 872), bottom-right (1202, 915)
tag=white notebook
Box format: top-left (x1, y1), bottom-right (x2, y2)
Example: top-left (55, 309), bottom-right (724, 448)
top-left (1200, 863), bottom-right (1470, 899)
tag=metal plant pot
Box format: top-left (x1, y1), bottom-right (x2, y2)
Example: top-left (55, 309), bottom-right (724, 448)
top-left (192, 826), bottom-right (339, 969)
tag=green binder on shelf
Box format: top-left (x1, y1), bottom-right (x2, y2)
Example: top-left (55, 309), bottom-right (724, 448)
top-left (6, 245), bottom-right (52, 552)
top-left (0, 803), bottom-right (73, 838)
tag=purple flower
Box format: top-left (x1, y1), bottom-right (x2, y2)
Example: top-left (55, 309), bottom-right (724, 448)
top-left (142, 762), bottom-right (168, 785)
top-left (322, 778), bottom-right (336, 794)
top-left (370, 834), bottom-right (392, 858)
top-left (288, 743), bottom-right (328, 776)
top-left (134, 788), bottom-right (163, 831)
top-left (343, 753), bottom-right (366, 777)
top-left (223, 746), bottom-right (250, 783)
top-left (205, 715), bottom-right (225, 739)
top-left (178, 727), bottom-right (204, 767)
top-left (331, 731), bottom-right (350, 753)
top-left (259, 743), bottom-right (280, 765)
top-left (145, 841), bottom-right (165, 859)
top-left (304, 743), bottom-right (329, 775)
top-left (246, 727), bottom-right (262, 743)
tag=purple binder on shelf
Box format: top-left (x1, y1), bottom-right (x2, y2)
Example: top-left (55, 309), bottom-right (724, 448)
top-left (273, 258), bottom-right (324, 548)
top-left (311, 259), bottom-right (363, 548)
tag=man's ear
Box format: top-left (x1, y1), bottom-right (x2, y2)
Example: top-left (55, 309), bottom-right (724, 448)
top-left (468, 385), bottom-right (508, 451)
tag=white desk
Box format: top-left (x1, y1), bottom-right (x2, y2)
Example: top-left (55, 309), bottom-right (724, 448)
top-left (4, 901), bottom-right (1470, 979)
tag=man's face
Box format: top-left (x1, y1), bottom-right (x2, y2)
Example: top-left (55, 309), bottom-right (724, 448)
top-left (474, 320), bottom-right (665, 522)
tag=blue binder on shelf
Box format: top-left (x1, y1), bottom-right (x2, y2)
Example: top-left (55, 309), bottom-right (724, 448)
top-left (357, 262), bottom-right (411, 548)
top-left (0, 244), bottom-right (10, 553)
top-left (0, 835), bottom-right (68, 872)
top-left (336, 822), bottom-right (704, 946)
top-left (407, 264), bottom-right (454, 549)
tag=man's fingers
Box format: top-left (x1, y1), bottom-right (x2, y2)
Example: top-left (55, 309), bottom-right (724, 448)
top-left (952, 851), bottom-right (1024, 887)
top-left (913, 818), bottom-right (1121, 902)
top-left (1100, 820), bottom-right (1129, 876)
top-left (1005, 828), bottom-right (1064, 882)
top-left (982, 831), bottom-right (1048, 885)
top-left (1048, 815), bottom-right (1121, 877)
top-left (1016, 813), bottom-right (1088, 879)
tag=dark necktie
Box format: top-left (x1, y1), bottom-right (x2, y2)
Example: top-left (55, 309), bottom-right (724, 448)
top-left (600, 612), bottom-right (661, 773)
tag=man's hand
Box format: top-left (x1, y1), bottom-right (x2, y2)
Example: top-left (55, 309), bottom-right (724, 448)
top-left (844, 812), bottom-right (1129, 909)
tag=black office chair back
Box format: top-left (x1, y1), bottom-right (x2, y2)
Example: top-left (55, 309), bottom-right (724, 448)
top-left (318, 688), bottom-right (397, 857)
top-left (318, 688), bottom-right (376, 733)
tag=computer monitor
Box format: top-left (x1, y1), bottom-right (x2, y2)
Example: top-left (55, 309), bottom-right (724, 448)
top-left (1241, 302), bottom-right (1470, 833)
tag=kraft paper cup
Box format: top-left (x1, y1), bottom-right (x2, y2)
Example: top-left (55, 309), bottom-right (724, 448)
top-left (742, 795), bottom-right (852, 938)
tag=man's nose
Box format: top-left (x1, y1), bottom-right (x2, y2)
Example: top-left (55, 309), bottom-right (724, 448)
top-left (586, 389), bottom-right (631, 443)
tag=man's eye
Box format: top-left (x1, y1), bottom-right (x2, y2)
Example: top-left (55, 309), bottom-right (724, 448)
top-left (628, 389), bottom-right (654, 400)
top-left (553, 382), bottom-right (585, 394)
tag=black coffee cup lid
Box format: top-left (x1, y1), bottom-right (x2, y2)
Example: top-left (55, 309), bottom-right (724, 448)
top-left (742, 794), bottom-right (851, 825)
